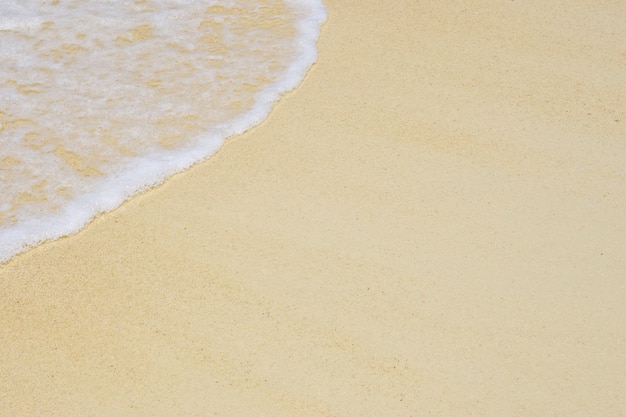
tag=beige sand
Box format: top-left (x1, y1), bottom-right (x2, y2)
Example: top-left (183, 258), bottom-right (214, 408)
top-left (2, 1), bottom-right (626, 415)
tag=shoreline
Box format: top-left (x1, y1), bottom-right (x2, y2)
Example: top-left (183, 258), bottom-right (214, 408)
top-left (2, 1), bottom-right (626, 416)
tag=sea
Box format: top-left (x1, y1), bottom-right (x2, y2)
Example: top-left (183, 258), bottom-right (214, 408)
top-left (0, 0), bottom-right (327, 263)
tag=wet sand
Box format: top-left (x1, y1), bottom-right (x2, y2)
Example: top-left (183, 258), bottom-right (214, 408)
top-left (2, 1), bottom-right (626, 415)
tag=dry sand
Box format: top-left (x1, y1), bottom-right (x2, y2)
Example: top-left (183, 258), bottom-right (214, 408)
top-left (2, 1), bottom-right (626, 415)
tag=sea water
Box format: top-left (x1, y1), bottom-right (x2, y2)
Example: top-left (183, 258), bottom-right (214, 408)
top-left (0, 0), bottom-right (326, 263)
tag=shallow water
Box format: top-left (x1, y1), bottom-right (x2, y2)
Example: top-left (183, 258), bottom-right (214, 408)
top-left (0, 0), bottom-right (326, 263)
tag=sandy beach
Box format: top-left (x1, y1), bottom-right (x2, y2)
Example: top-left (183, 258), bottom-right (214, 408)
top-left (2, 1), bottom-right (626, 415)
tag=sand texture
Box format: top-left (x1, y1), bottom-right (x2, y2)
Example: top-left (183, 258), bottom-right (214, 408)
top-left (1, 1), bottom-right (626, 415)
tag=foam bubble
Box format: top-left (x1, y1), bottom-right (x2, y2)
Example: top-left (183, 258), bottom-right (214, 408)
top-left (0, 0), bottom-right (326, 264)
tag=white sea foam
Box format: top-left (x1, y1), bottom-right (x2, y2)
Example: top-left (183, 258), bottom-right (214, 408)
top-left (0, 0), bottom-right (326, 264)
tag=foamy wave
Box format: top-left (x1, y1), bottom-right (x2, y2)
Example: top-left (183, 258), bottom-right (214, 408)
top-left (0, 0), bottom-right (326, 264)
